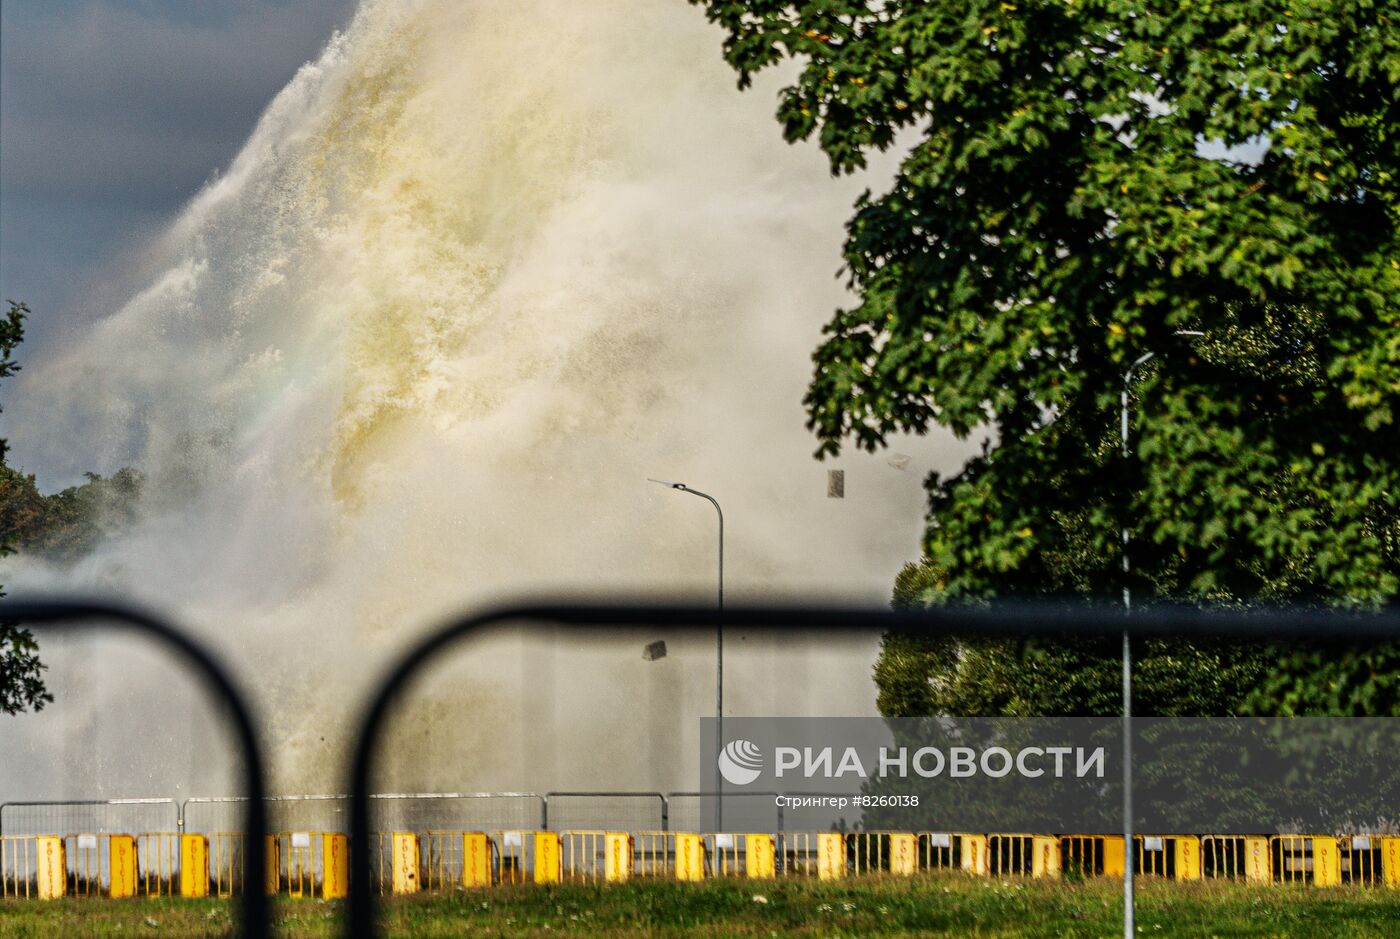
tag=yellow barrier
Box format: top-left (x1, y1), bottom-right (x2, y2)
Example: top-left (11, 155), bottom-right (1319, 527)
top-left (1314, 837), bottom-right (1341, 887)
top-left (493, 831), bottom-right (565, 885)
top-left (849, 832), bottom-right (922, 875)
top-left (180, 834), bottom-right (209, 898)
top-left (1383, 837), bottom-right (1400, 889)
top-left (10, 827), bottom-right (1400, 899)
top-left (391, 833), bottom-right (419, 895)
top-left (322, 834), bottom-right (348, 899)
top-left (961, 834), bottom-right (989, 876)
top-left (773, 833), bottom-right (843, 879)
top-left (415, 831), bottom-right (461, 891)
top-left (1105, 836), bottom-right (1126, 878)
top-left (407, 831), bottom-right (497, 891)
top-left (534, 832), bottom-right (561, 884)
top-left (1031, 836), bottom-right (1060, 879)
top-left (1175, 836), bottom-right (1201, 880)
top-left (265, 835), bottom-right (281, 896)
top-left (37, 836), bottom-right (65, 900)
top-left (465, 832), bottom-right (493, 887)
top-left (1247, 836), bottom-right (1272, 882)
top-left (1061, 835), bottom-right (1123, 878)
top-left (605, 832), bottom-right (632, 882)
top-left (818, 833), bottom-right (845, 880)
top-left (1135, 836), bottom-right (1199, 880)
top-left (111, 835), bottom-right (138, 898)
top-left (1273, 835), bottom-right (1341, 886)
top-left (1199, 834), bottom-right (1269, 882)
top-left (745, 834), bottom-right (775, 879)
top-left (888, 833), bottom-right (918, 876)
top-left (675, 834), bottom-right (704, 881)
top-left (558, 831), bottom-right (622, 883)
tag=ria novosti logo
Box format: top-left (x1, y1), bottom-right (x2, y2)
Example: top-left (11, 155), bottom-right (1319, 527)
top-left (716, 739), bottom-right (1106, 785)
top-left (717, 739), bottom-right (764, 785)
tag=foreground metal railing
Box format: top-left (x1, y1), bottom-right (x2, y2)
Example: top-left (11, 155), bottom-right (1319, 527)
top-left (7, 597), bottom-right (1400, 939)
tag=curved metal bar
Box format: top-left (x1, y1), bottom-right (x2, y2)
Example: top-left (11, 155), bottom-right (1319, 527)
top-left (345, 599), bottom-right (1400, 937)
top-left (0, 598), bottom-right (269, 937)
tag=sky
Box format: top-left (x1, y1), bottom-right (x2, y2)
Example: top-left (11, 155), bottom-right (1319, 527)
top-left (0, 0), bottom-right (357, 357)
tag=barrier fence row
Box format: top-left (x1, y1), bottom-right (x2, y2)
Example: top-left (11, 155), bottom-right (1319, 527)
top-left (1, 793), bottom-right (792, 839)
top-left (4, 830), bottom-right (1399, 899)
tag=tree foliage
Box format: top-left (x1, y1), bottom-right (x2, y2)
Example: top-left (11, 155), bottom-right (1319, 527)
top-left (0, 300), bottom-right (51, 715)
top-left (0, 466), bottom-right (144, 565)
top-left (692, 1), bottom-right (1400, 714)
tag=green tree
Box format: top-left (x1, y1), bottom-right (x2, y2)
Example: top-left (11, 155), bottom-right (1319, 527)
top-left (0, 300), bottom-right (51, 715)
top-left (0, 466), bottom-right (144, 564)
top-left (691, 1), bottom-right (1399, 714)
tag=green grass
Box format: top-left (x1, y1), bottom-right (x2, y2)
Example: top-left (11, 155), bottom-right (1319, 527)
top-left (3, 875), bottom-right (1400, 938)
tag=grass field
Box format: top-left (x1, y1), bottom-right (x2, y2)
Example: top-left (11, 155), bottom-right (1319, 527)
top-left (4, 875), bottom-right (1400, 938)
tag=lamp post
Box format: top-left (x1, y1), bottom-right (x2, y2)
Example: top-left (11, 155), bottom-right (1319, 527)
top-left (648, 478), bottom-right (724, 829)
top-left (1118, 329), bottom-right (1202, 938)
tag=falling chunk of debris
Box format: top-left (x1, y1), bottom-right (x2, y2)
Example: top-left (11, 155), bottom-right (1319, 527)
top-left (828, 469), bottom-right (845, 498)
top-left (888, 452), bottom-right (911, 471)
top-left (642, 640), bottom-right (667, 661)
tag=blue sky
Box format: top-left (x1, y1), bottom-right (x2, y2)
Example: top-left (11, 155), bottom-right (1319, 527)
top-left (0, 0), bottom-right (356, 356)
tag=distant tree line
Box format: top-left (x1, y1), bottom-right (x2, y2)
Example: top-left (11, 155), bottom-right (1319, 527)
top-left (0, 466), bottom-right (144, 565)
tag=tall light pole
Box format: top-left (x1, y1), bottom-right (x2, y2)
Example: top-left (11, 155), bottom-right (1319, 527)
top-left (1118, 329), bottom-right (1201, 938)
top-left (648, 478), bottom-right (724, 829)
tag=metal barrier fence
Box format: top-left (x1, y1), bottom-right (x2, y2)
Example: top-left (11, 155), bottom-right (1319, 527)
top-left (560, 830), bottom-right (622, 881)
top-left (545, 793), bottom-right (665, 832)
top-left (1200, 834), bottom-right (1272, 881)
top-left (631, 831), bottom-right (681, 878)
top-left (182, 793), bottom-right (546, 837)
top-left (1342, 836), bottom-right (1383, 886)
top-left (0, 799), bottom-right (178, 839)
top-left (65, 833), bottom-right (111, 897)
top-left (988, 834), bottom-right (1036, 876)
top-left (416, 831), bottom-right (495, 890)
top-left (374, 793), bottom-right (545, 833)
top-left (1, 835), bottom-right (39, 898)
top-left (210, 832), bottom-right (245, 897)
top-left (1063, 835), bottom-right (1124, 878)
top-left (137, 833), bottom-right (180, 896)
top-left (183, 796), bottom-right (349, 838)
top-left (666, 792), bottom-right (782, 833)
top-left (6, 826), bottom-right (1400, 899)
top-left (1273, 835), bottom-right (1344, 886)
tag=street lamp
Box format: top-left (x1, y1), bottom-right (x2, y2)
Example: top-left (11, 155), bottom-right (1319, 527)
top-left (1117, 329), bottom-right (1202, 938)
top-left (648, 478), bottom-right (724, 828)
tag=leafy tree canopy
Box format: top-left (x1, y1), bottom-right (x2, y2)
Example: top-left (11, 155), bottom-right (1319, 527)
top-left (0, 300), bottom-right (51, 715)
top-left (692, 1), bottom-right (1399, 714)
top-left (0, 466), bottom-right (144, 565)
